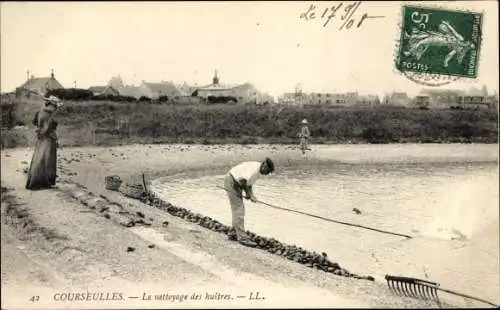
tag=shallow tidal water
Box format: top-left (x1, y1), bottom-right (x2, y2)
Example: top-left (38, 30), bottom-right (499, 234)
top-left (152, 145), bottom-right (499, 306)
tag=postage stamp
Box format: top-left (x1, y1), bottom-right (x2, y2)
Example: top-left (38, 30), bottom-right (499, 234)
top-left (395, 5), bottom-right (483, 85)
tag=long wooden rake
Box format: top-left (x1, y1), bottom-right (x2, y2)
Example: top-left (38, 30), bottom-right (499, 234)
top-left (216, 185), bottom-right (413, 239)
top-left (385, 275), bottom-right (499, 307)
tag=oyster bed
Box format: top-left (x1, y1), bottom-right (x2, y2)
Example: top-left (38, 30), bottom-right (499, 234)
top-left (131, 190), bottom-right (375, 281)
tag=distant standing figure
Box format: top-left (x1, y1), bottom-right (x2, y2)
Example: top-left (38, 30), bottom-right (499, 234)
top-left (224, 158), bottom-right (275, 247)
top-left (298, 119), bottom-right (311, 155)
top-left (26, 95), bottom-right (63, 190)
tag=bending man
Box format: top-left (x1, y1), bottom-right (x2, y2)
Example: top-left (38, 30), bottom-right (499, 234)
top-left (224, 158), bottom-right (275, 247)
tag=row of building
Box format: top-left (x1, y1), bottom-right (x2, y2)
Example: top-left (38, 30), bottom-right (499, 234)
top-left (413, 87), bottom-right (496, 109)
top-left (15, 70), bottom-right (275, 105)
top-left (278, 86), bottom-right (497, 110)
top-left (13, 69), bottom-right (498, 109)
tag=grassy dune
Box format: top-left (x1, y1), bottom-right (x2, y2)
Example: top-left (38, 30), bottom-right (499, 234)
top-left (1, 99), bottom-right (498, 148)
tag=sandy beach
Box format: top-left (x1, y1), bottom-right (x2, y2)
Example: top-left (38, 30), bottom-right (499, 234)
top-left (1, 143), bottom-right (498, 309)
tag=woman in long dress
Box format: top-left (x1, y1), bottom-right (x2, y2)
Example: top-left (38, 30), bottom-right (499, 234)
top-left (25, 95), bottom-right (63, 190)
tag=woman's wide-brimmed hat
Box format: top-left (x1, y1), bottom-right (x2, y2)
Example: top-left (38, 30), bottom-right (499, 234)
top-left (301, 119), bottom-right (308, 124)
top-left (42, 95), bottom-right (63, 107)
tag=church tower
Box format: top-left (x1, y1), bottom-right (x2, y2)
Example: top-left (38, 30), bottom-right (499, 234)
top-left (212, 70), bottom-right (219, 86)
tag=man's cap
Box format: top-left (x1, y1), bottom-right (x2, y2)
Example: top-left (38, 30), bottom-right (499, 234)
top-left (264, 157), bottom-right (275, 172)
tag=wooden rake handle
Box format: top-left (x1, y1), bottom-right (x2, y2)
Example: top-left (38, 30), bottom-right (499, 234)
top-left (216, 185), bottom-right (413, 239)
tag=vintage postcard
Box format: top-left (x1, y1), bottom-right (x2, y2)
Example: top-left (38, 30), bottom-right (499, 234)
top-left (1, 1), bottom-right (498, 309)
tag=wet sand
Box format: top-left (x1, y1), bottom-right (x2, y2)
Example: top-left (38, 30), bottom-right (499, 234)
top-left (1, 143), bottom-right (498, 309)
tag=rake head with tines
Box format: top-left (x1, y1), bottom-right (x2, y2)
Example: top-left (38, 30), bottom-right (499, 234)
top-left (385, 274), bottom-right (499, 308)
top-left (385, 275), bottom-right (441, 305)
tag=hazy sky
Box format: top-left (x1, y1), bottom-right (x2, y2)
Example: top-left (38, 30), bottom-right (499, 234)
top-left (1, 1), bottom-right (498, 98)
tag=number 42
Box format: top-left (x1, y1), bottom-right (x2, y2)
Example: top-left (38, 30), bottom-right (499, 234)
top-left (411, 11), bottom-right (430, 30)
top-left (29, 296), bottom-right (40, 302)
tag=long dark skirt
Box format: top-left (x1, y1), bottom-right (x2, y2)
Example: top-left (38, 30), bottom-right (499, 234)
top-left (25, 137), bottom-right (57, 190)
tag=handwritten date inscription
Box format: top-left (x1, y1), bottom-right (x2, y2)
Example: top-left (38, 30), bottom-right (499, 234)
top-left (300, 1), bottom-right (385, 30)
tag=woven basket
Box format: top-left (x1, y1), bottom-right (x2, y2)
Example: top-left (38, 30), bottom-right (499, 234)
top-left (105, 175), bottom-right (122, 191)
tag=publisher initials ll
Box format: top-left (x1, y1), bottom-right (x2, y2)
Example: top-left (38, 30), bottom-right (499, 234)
top-left (249, 291), bottom-right (264, 300)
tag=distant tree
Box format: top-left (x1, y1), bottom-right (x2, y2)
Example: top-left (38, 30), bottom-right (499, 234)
top-left (158, 95), bottom-right (169, 102)
top-left (46, 88), bottom-right (93, 101)
top-left (489, 94), bottom-right (498, 110)
top-left (92, 94), bottom-right (107, 101)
